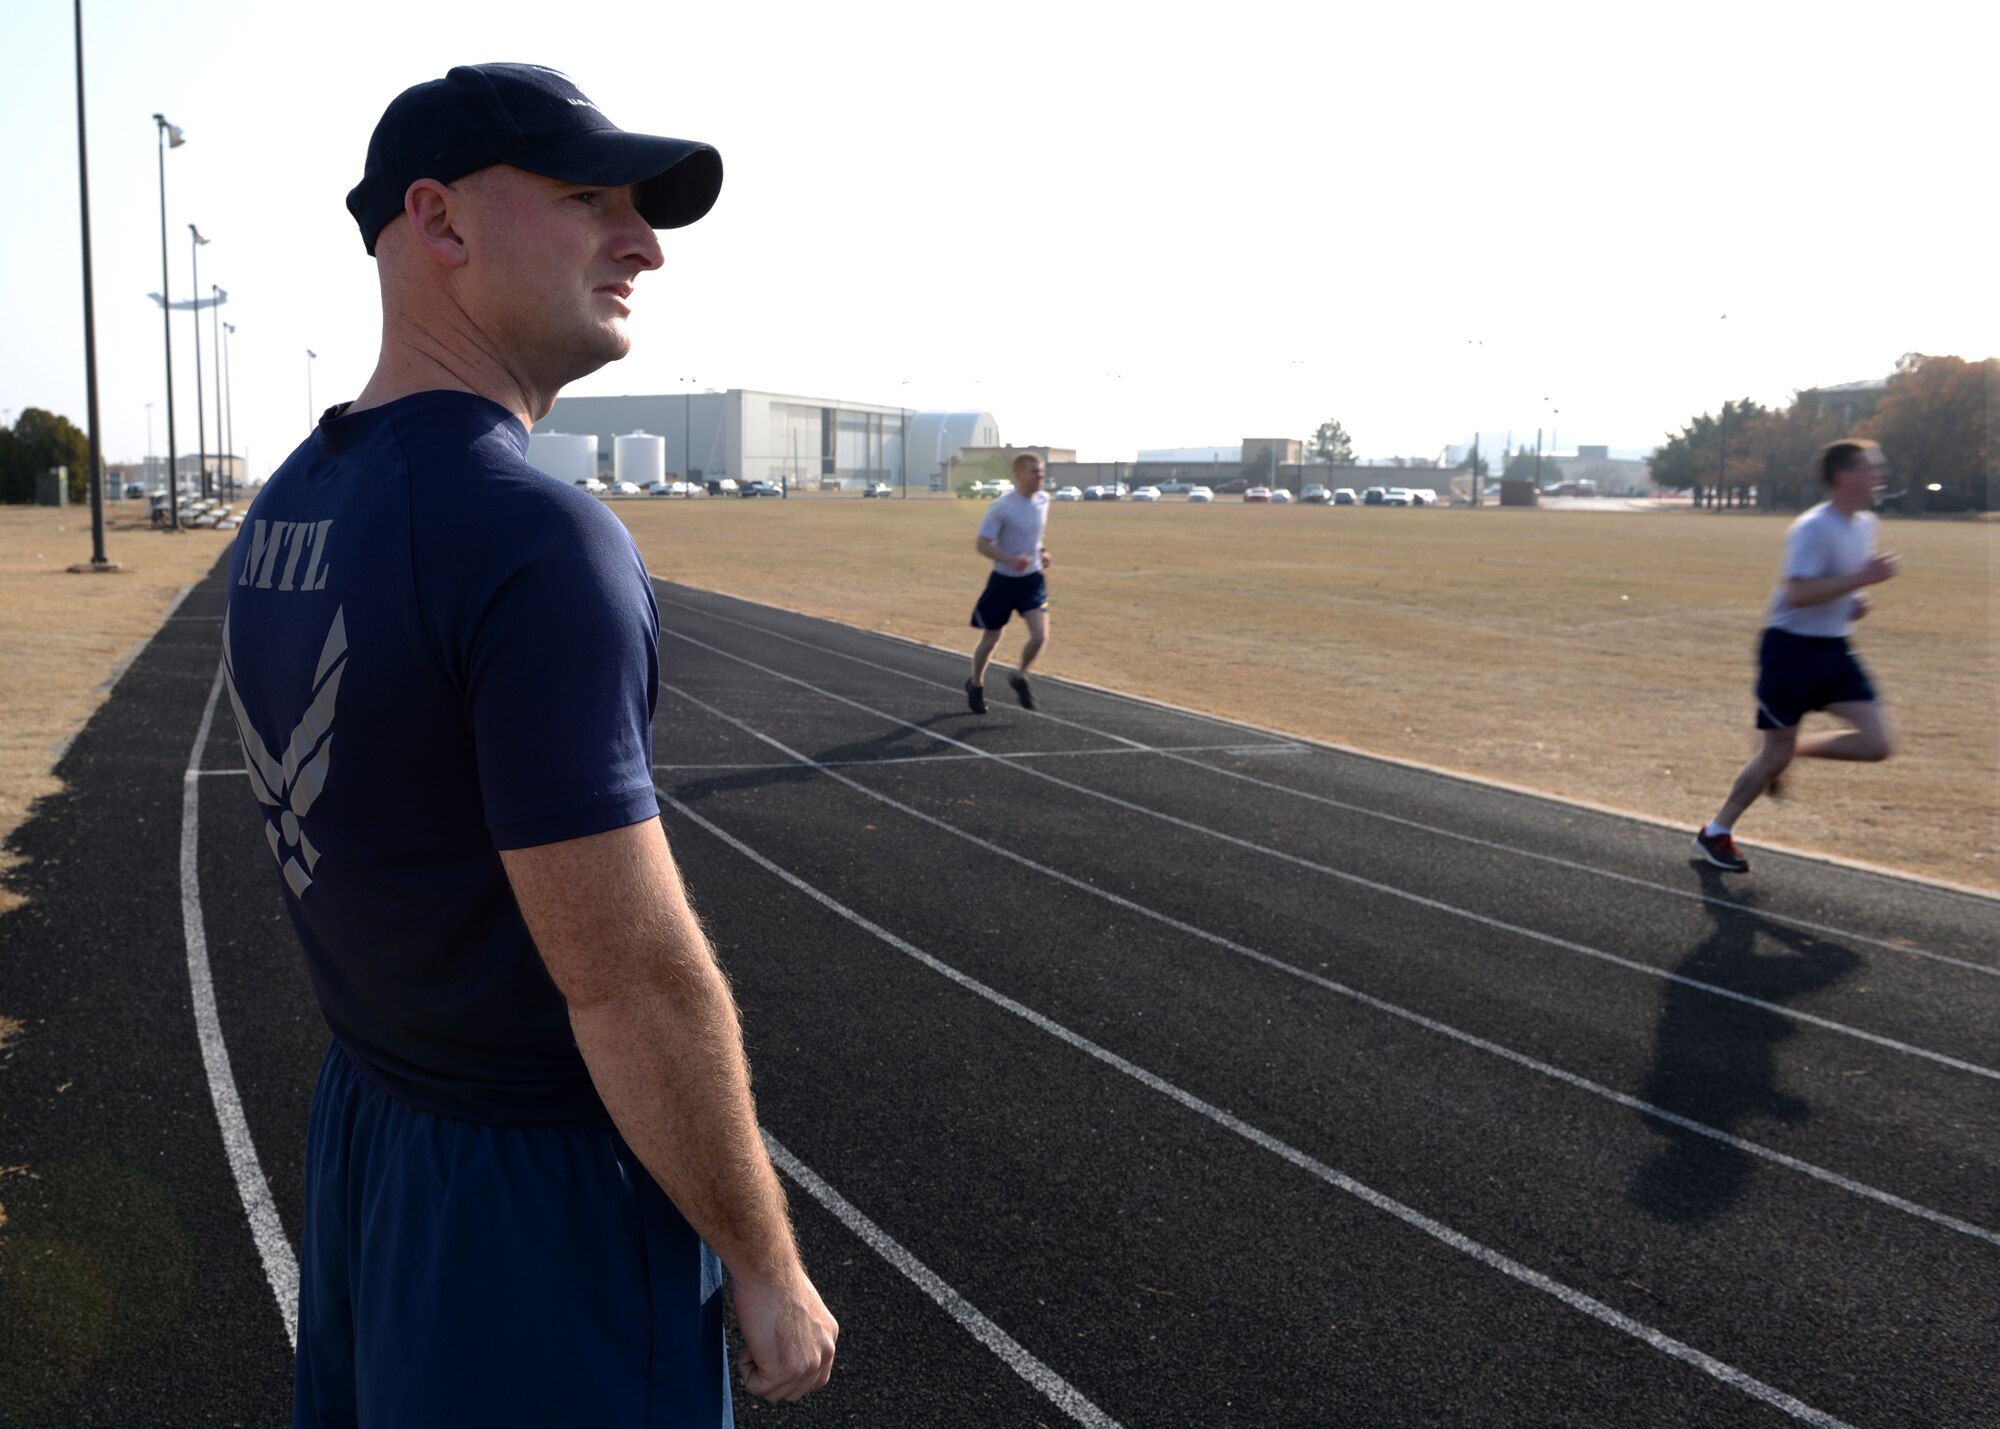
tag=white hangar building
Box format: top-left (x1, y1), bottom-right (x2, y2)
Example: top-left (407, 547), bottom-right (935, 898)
top-left (538, 389), bottom-right (1000, 492)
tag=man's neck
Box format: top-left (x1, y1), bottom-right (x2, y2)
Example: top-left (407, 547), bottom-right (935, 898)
top-left (346, 327), bottom-right (552, 431)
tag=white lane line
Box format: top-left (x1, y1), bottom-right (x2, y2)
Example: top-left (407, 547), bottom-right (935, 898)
top-left (665, 683), bottom-right (1999, 1249)
top-left (662, 630), bottom-right (2000, 1085)
top-left (182, 662), bottom-right (300, 1348)
top-left (659, 595), bottom-right (1996, 974)
top-left (650, 742), bottom-right (1305, 774)
top-left (664, 792), bottom-right (1856, 1429)
top-left (196, 767), bottom-right (248, 777)
top-left (762, 1131), bottom-right (1124, 1429)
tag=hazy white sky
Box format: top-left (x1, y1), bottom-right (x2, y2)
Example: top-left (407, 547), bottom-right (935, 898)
top-left (4, 0), bottom-right (1993, 478)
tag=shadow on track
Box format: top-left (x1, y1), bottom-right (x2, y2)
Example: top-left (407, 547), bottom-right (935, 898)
top-left (660, 711), bottom-right (974, 805)
top-left (1628, 865), bottom-right (1861, 1227)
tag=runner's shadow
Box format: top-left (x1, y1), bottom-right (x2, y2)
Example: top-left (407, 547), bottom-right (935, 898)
top-left (661, 713), bottom-right (974, 805)
top-left (1627, 866), bottom-right (1861, 1227)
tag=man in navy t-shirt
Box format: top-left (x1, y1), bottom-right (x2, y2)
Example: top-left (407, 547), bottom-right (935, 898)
top-left (224, 64), bottom-right (835, 1425)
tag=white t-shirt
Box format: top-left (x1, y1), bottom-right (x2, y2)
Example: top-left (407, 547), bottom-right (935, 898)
top-left (1766, 502), bottom-right (1876, 637)
top-left (977, 489), bottom-right (1050, 577)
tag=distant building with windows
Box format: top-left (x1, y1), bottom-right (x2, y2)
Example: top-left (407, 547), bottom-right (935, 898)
top-left (1808, 377), bottom-right (1887, 429)
top-left (539, 389), bottom-right (999, 492)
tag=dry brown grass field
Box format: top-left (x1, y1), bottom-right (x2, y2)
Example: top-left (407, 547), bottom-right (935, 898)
top-left (0, 499), bottom-right (1991, 902)
top-left (612, 496), bottom-right (1999, 892)
top-left (0, 507), bottom-right (236, 914)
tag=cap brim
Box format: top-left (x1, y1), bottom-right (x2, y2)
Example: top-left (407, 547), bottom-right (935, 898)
top-left (511, 130), bottom-right (723, 229)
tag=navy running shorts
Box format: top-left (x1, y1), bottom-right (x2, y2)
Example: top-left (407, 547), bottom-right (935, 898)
top-left (1755, 627), bottom-right (1876, 731)
top-left (970, 569), bottom-right (1048, 629)
top-left (293, 1041), bottom-right (731, 1428)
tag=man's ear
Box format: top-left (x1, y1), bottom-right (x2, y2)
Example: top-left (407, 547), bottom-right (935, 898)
top-left (404, 179), bottom-right (469, 269)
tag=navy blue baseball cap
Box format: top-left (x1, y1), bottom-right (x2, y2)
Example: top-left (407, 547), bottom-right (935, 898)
top-left (345, 63), bottom-right (723, 255)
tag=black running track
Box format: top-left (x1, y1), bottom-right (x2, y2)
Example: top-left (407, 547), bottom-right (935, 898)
top-left (3, 554), bottom-right (1996, 1428)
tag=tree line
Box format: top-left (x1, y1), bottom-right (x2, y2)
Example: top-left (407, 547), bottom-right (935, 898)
top-left (1648, 354), bottom-right (1994, 513)
top-left (0, 409), bottom-right (91, 506)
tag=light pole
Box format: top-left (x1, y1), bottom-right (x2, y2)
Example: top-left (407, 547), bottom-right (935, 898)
top-left (212, 285), bottom-right (226, 497)
top-left (189, 224), bottom-right (210, 499)
top-left (70, 0), bottom-right (113, 567)
top-left (306, 349), bottom-right (317, 428)
top-left (898, 380), bottom-right (910, 500)
top-left (682, 377), bottom-right (694, 498)
top-left (223, 322), bottom-right (236, 500)
top-left (145, 401), bottom-right (153, 491)
top-left (152, 112), bottom-right (184, 531)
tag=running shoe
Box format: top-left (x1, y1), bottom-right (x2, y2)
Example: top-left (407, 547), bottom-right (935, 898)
top-left (964, 678), bottom-right (986, 715)
top-left (1691, 827), bottom-right (1749, 872)
top-left (1008, 674), bottom-right (1037, 710)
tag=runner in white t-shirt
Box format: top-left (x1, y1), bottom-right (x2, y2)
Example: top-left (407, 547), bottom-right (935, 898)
top-left (965, 453), bottom-right (1052, 713)
top-left (1693, 440), bottom-right (1900, 873)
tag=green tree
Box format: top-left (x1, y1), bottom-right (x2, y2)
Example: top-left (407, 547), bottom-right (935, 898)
top-left (1503, 449), bottom-right (1549, 484)
top-left (0, 408), bottom-right (89, 505)
top-left (1307, 420), bottom-right (1355, 466)
top-left (1647, 399), bottom-right (1770, 507)
top-left (1241, 448), bottom-right (1275, 484)
top-left (1856, 353), bottom-right (1995, 512)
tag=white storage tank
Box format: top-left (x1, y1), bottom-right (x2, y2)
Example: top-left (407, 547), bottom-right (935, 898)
top-left (526, 432), bottom-right (598, 485)
top-left (615, 431), bottom-right (666, 488)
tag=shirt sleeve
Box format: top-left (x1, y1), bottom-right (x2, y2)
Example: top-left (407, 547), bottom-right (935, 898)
top-left (1781, 518), bottom-right (1830, 582)
top-left (464, 510), bottom-right (661, 850)
top-left (976, 500), bottom-right (1005, 544)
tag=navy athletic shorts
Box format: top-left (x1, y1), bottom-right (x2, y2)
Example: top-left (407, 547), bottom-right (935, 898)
top-left (293, 1041), bottom-right (731, 1428)
top-left (970, 569), bottom-right (1048, 629)
top-left (1755, 627), bottom-right (1875, 730)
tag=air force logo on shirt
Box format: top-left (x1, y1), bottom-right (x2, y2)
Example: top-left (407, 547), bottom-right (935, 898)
top-left (226, 517), bottom-right (343, 897)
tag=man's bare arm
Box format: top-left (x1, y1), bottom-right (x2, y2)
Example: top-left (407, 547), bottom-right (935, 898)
top-left (1785, 552), bottom-right (1899, 608)
top-left (501, 819), bottom-right (836, 1402)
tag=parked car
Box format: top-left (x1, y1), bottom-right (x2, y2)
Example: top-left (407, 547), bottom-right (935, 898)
top-left (1099, 482), bottom-right (1128, 501)
top-left (1244, 486), bottom-right (1273, 503)
top-left (704, 477), bottom-right (739, 495)
top-left (1054, 485), bottom-right (1083, 501)
top-left (738, 479), bottom-right (782, 497)
top-left (862, 482), bottom-right (894, 498)
top-left (1362, 485), bottom-right (1388, 505)
top-left (970, 478), bottom-right (1010, 497)
top-left (1333, 487), bottom-right (1358, 505)
top-left (1405, 487), bottom-right (1440, 506)
top-left (608, 481), bottom-right (642, 497)
top-left (1381, 488), bottom-right (1412, 506)
top-left (1301, 484), bottom-right (1331, 504)
top-left (1271, 488), bottom-right (1294, 504)
top-left (1214, 478), bottom-right (1250, 494)
top-left (1186, 486), bottom-right (1214, 503)
top-left (574, 476), bottom-right (608, 495)
top-left (1082, 485), bottom-right (1105, 501)
top-left (1130, 485), bottom-right (1162, 502)
top-left (123, 481), bottom-right (148, 499)
top-left (1156, 480), bottom-right (1195, 494)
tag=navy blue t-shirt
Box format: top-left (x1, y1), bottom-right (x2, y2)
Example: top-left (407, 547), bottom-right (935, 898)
top-left (222, 390), bottom-right (659, 1123)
